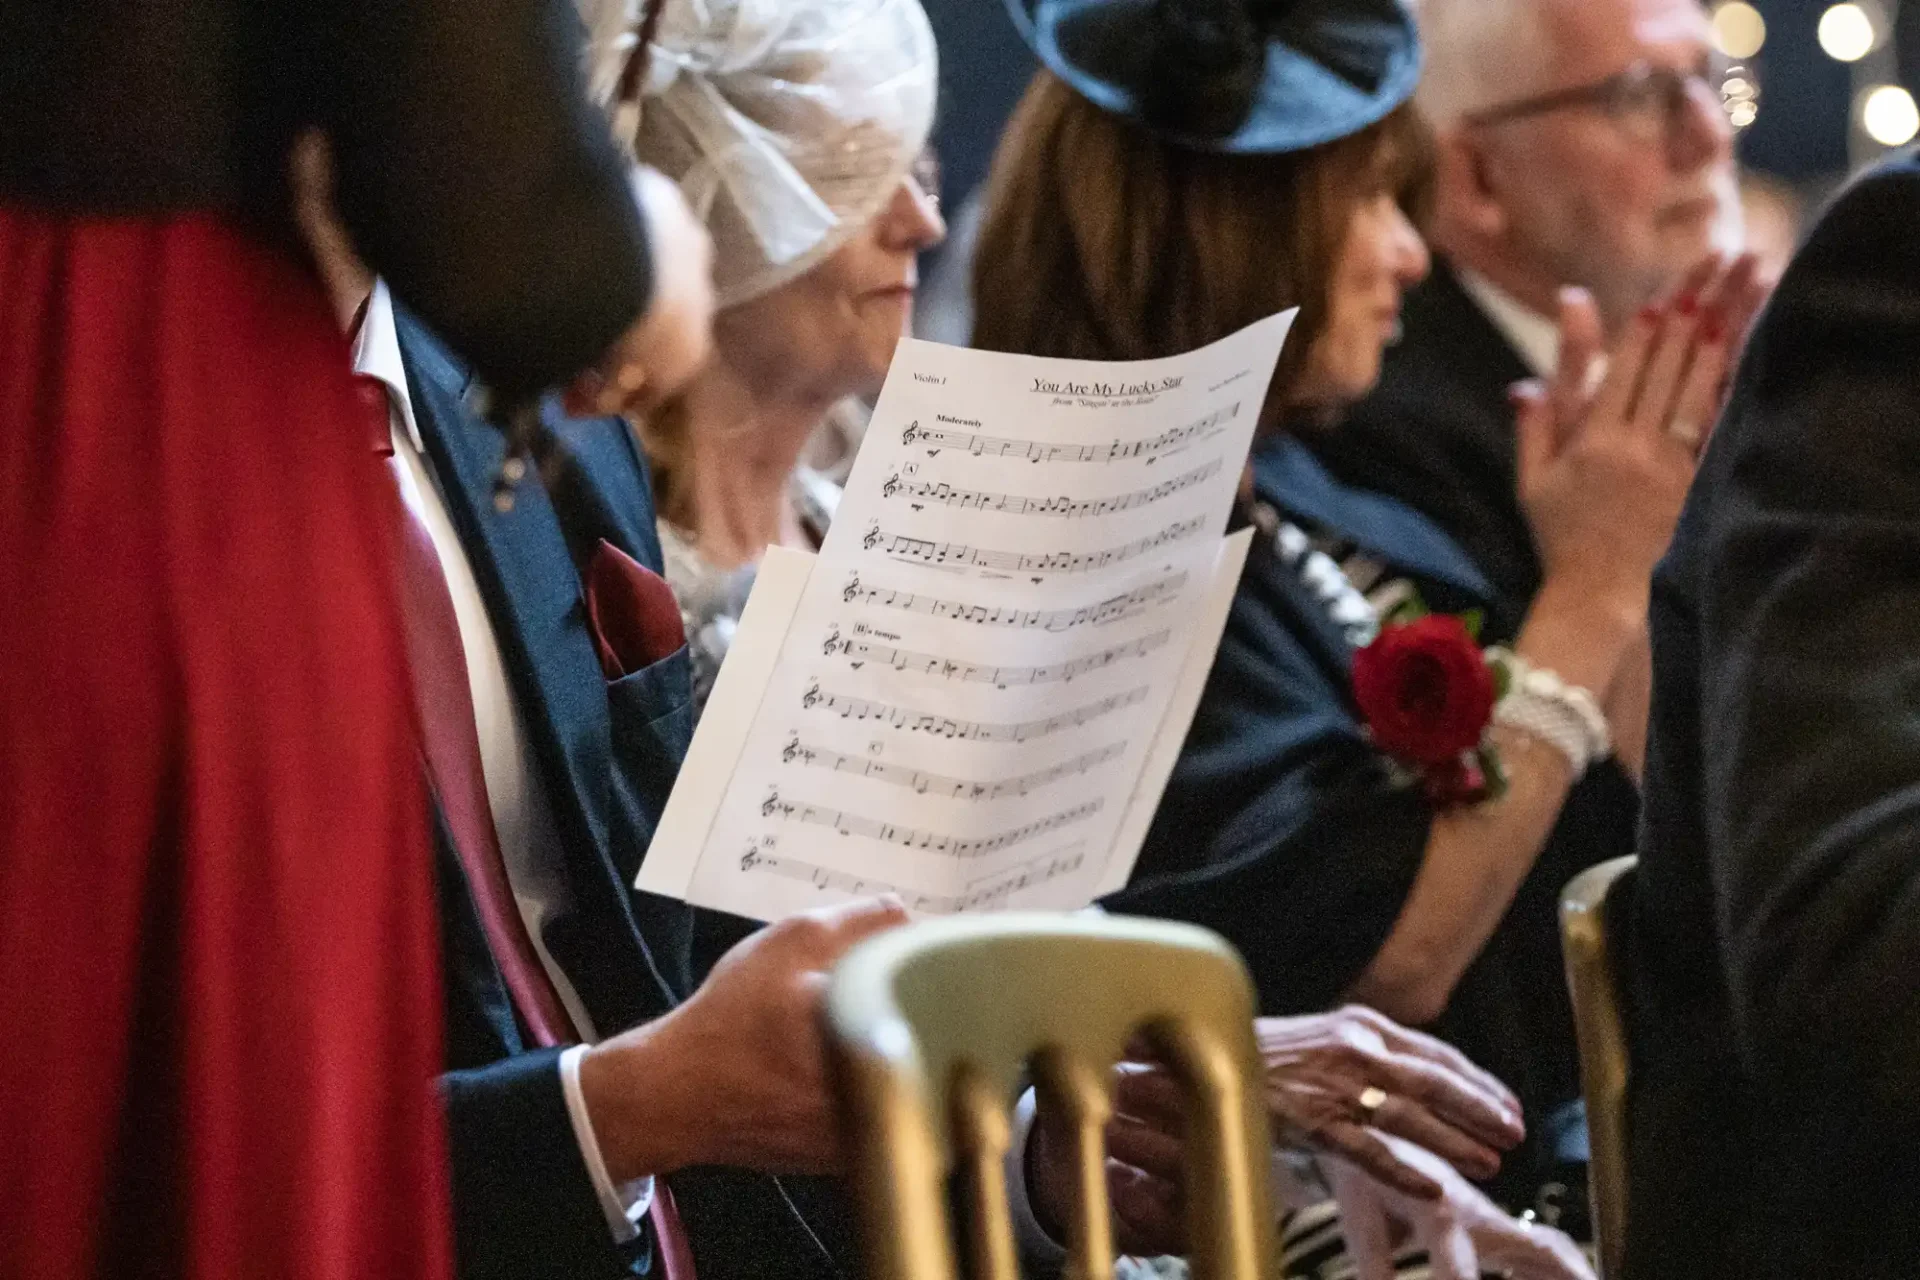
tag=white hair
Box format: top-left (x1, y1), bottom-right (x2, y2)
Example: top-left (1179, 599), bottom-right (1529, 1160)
top-left (1411, 0), bottom-right (1558, 130)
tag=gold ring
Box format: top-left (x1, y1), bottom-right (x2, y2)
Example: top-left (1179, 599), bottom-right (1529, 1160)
top-left (1357, 1086), bottom-right (1389, 1122)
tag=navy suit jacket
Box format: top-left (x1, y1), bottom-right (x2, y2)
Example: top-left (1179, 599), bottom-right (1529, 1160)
top-left (1627, 153), bottom-right (1920, 1278)
top-left (1106, 438), bottom-right (1638, 1210)
top-left (396, 311), bottom-right (855, 1280)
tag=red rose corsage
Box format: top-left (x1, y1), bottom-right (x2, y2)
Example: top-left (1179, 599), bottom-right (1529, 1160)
top-left (1351, 602), bottom-right (1511, 809)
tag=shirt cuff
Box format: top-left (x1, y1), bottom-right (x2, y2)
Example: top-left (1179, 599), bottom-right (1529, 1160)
top-left (558, 1044), bottom-right (655, 1244)
top-left (1006, 1088), bottom-right (1070, 1266)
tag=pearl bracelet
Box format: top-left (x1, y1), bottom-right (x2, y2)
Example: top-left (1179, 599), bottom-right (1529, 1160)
top-left (1483, 648), bottom-right (1612, 779)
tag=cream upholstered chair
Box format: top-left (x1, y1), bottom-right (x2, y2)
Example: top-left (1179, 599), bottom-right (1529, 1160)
top-left (1559, 856), bottom-right (1639, 1280)
top-left (824, 913), bottom-right (1277, 1280)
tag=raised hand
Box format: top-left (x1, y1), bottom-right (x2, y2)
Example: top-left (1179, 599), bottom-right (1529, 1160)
top-left (1513, 252), bottom-right (1768, 624)
top-left (578, 895), bottom-right (910, 1181)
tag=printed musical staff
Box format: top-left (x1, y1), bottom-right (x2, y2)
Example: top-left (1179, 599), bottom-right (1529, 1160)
top-left (881, 459), bottom-right (1223, 518)
top-left (636, 309), bottom-right (1293, 923)
top-left (737, 844), bottom-right (1090, 914)
top-left (780, 738), bottom-right (1127, 800)
top-left (801, 682), bottom-right (1152, 742)
top-left (840, 571), bottom-right (1188, 632)
top-left (758, 790), bottom-right (1102, 859)
top-left (823, 628), bottom-right (1170, 687)
top-left (898, 404), bottom-right (1237, 464)
top-left (866, 515), bottom-right (1206, 575)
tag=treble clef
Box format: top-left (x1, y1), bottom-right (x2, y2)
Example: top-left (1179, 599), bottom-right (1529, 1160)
top-left (842, 574), bottom-right (860, 604)
top-left (901, 422), bottom-right (920, 446)
top-left (782, 736), bottom-right (802, 764)
top-left (761, 789), bottom-right (780, 818)
top-left (740, 847), bottom-right (762, 872)
top-left (882, 473), bottom-right (900, 499)
top-left (823, 627), bottom-right (842, 657)
top-left (802, 682), bottom-right (821, 710)
top-left (863, 526), bottom-right (883, 551)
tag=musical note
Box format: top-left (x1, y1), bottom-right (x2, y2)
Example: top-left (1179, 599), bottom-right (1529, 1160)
top-left (779, 740), bottom-right (1126, 801)
top-left (637, 306), bottom-right (1298, 925)
top-left (896, 405), bottom-right (1238, 464)
top-left (873, 516), bottom-right (1207, 576)
top-left (881, 459), bottom-right (1223, 519)
top-left (758, 795), bottom-right (1104, 859)
top-left (825, 631), bottom-right (1172, 687)
top-left (840, 572), bottom-right (1188, 633)
top-left (736, 844), bottom-right (1091, 914)
top-left (803, 685), bottom-right (1152, 742)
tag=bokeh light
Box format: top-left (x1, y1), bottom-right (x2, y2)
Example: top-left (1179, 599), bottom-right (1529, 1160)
top-left (1862, 84), bottom-right (1920, 145)
top-left (1710, 2), bottom-right (1768, 59)
top-left (1819, 3), bottom-right (1878, 63)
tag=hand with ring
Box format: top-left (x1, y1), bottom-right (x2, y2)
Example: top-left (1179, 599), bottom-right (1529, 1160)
top-left (1512, 252), bottom-right (1771, 636)
top-left (1108, 1006), bottom-right (1525, 1203)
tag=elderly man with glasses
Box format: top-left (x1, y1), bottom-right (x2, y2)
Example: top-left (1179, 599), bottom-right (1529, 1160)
top-left (1314, 0), bottom-right (1743, 616)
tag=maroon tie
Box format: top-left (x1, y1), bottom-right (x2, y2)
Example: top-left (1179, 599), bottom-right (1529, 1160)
top-left (365, 374), bottom-right (697, 1280)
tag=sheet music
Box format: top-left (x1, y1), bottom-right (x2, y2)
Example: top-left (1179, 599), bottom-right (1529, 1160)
top-left (639, 312), bottom-right (1292, 920)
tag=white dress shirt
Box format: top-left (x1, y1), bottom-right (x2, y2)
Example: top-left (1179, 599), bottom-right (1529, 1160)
top-left (355, 281), bottom-right (652, 1243)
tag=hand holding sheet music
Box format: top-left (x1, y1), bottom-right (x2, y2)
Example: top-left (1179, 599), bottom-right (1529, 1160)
top-left (639, 313), bottom-right (1294, 920)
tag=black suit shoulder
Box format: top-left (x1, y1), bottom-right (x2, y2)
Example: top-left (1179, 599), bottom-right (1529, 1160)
top-left (1627, 149), bottom-right (1920, 1279)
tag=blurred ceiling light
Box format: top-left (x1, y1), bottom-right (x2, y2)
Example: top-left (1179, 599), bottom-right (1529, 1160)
top-left (1819, 3), bottom-right (1878, 62)
top-left (1710, 3), bottom-right (1767, 59)
top-left (1863, 84), bottom-right (1920, 145)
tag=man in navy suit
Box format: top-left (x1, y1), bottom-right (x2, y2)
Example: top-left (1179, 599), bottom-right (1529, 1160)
top-left (292, 134), bottom-right (913, 1279)
top-left (1626, 154), bottom-right (1920, 1278)
top-left (290, 130), bottom-right (1224, 1280)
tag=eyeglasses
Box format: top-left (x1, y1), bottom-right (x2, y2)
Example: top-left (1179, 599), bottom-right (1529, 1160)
top-left (1463, 60), bottom-right (1735, 142)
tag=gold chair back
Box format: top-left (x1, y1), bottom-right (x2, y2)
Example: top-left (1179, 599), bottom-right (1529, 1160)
top-left (1559, 856), bottom-right (1638, 1280)
top-left (825, 912), bottom-right (1277, 1280)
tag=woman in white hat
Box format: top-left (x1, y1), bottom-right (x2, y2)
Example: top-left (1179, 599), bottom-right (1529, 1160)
top-left (586, 0), bottom-right (948, 716)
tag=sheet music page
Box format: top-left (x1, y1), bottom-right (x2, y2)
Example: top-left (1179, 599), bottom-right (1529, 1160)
top-left (638, 312), bottom-right (1293, 920)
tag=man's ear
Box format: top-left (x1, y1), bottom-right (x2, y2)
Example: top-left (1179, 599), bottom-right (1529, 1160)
top-left (1430, 126), bottom-right (1508, 244)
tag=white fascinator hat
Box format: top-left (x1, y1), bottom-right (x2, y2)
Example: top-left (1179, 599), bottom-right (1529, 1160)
top-left (581, 0), bottom-right (940, 309)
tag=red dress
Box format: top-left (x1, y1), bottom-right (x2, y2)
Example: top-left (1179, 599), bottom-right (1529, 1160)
top-left (0, 207), bottom-right (453, 1279)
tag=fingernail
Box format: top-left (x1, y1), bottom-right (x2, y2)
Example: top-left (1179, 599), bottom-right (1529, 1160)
top-left (1638, 304), bottom-right (1663, 326)
top-left (1677, 293), bottom-right (1699, 317)
top-left (1700, 309), bottom-right (1726, 343)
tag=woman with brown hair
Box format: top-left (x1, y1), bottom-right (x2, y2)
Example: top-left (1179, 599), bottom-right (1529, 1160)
top-left (976, 0), bottom-right (1764, 1255)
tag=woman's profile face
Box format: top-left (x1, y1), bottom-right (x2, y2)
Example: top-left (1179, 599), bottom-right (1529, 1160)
top-left (1293, 191), bottom-right (1431, 411)
top-left (718, 167), bottom-right (946, 405)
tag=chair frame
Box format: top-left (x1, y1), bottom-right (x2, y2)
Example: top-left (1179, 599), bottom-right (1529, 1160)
top-left (826, 912), bottom-right (1278, 1280)
top-left (1559, 855), bottom-right (1638, 1280)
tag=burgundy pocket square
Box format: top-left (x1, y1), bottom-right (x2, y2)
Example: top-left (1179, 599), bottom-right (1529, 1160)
top-left (584, 539), bottom-right (686, 680)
